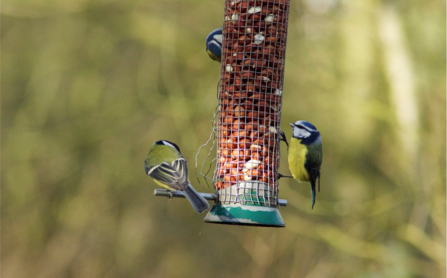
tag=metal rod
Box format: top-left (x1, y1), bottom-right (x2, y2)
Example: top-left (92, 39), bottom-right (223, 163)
top-left (153, 189), bottom-right (287, 206)
top-left (154, 189), bottom-right (217, 201)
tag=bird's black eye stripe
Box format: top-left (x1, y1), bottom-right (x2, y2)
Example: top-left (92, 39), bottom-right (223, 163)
top-left (297, 125), bottom-right (305, 129)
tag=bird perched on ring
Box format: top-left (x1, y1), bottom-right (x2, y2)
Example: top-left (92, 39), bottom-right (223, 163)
top-left (144, 140), bottom-right (210, 213)
top-left (206, 27), bottom-right (223, 62)
top-left (288, 121), bottom-right (323, 209)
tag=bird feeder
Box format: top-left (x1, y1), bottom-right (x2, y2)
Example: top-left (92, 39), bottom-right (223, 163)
top-left (203, 0), bottom-right (291, 227)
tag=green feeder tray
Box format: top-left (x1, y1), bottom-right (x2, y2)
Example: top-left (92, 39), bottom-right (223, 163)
top-left (204, 204), bottom-right (285, 227)
top-left (203, 181), bottom-right (286, 227)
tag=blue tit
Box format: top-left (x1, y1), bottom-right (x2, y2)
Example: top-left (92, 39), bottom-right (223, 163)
top-left (288, 121), bottom-right (323, 209)
top-left (206, 27), bottom-right (222, 62)
top-left (144, 140), bottom-right (210, 213)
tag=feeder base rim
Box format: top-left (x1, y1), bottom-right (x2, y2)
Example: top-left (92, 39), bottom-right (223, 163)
top-left (203, 204), bottom-right (285, 227)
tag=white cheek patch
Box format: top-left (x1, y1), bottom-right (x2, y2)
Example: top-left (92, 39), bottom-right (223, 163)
top-left (293, 127), bottom-right (311, 138)
top-left (214, 34), bottom-right (223, 43)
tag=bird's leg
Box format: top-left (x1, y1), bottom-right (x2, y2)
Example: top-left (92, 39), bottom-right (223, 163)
top-left (168, 190), bottom-right (173, 200)
top-left (280, 131), bottom-right (289, 148)
top-left (278, 173), bottom-right (293, 179)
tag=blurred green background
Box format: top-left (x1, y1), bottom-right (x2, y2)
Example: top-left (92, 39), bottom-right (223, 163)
top-left (2, 0), bottom-right (445, 277)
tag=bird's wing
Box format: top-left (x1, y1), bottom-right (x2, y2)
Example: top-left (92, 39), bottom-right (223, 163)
top-left (171, 158), bottom-right (188, 185)
top-left (305, 162), bottom-right (320, 184)
top-left (304, 145), bottom-right (322, 184)
top-left (305, 147), bottom-right (322, 208)
top-left (148, 159), bottom-right (188, 191)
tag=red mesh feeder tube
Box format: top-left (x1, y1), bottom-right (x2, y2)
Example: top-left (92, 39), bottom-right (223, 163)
top-left (204, 0), bottom-right (290, 227)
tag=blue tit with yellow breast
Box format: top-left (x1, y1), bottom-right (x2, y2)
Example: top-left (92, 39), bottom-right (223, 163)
top-left (288, 121), bottom-right (323, 209)
top-left (206, 27), bottom-right (223, 62)
top-left (144, 140), bottom-right (210, 213)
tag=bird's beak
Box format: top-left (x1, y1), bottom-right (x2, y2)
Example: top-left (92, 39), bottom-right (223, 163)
top-left (289, 123), bottom-right (294, 127)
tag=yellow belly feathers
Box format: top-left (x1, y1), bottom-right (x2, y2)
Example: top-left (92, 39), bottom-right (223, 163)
top-left (288, 138), bottom-right (310, 182)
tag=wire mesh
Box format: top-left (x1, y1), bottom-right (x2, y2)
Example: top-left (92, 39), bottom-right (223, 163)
top-left (213, 0), bottom-right (290, 207)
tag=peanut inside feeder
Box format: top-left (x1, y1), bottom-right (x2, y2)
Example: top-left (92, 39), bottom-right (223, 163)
top-left (213, 0), bottom-right (289, 209)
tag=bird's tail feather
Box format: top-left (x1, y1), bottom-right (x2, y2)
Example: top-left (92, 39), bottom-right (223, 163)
top-left (183, 184), bottom-right (210, 213)
top-left (318, 175), bottom-right (321, 192)
top-left (311, 182), bottom-right (316, 209)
